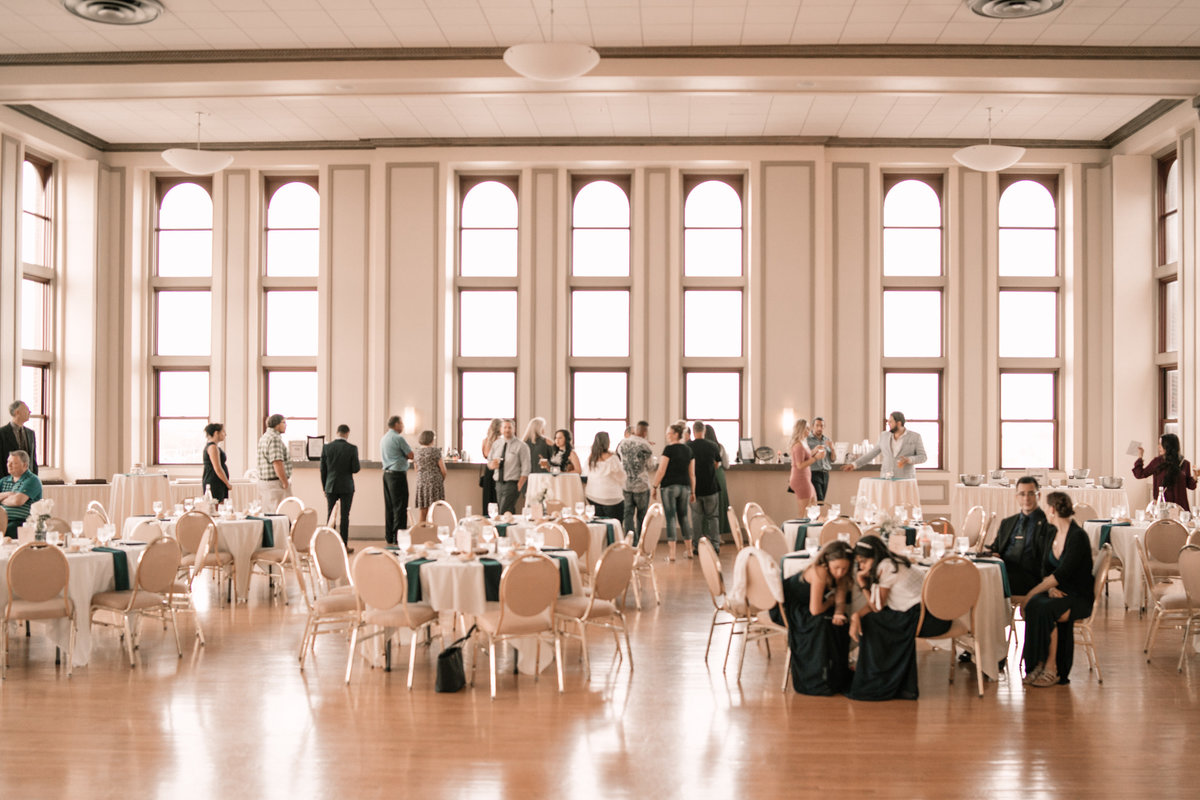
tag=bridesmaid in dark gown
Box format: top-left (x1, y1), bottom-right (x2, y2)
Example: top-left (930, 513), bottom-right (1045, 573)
top-left (772, 541), bottom-right (854, 695)
top-left (202, 422), bottom-right (231, 502)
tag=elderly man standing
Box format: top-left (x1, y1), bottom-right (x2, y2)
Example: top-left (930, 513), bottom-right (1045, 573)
top-left (256, 414), bottom-right (292, 513)
top-left (380, 415), bottom-right (413, 545)
top-left (487, 419), bottom-right (529, 515)
top-left (0, 400), bottom-right (38, 475)
top-left (0, 450), bottom-right (42, 538)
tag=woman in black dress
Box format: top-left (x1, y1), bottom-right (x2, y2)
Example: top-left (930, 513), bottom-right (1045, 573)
top-left (202, 422), bottom-right (231, 502)
top-left (480, 417), bottom-right (502, 512)
top-left (773, 540), bottom-right (854, 695)
top-left (846, 535), bottom-right (950, 701)
top-left (1021, 491), bottom-right (1095, 688)
top-left (523, 417), bottom-right (554, 474)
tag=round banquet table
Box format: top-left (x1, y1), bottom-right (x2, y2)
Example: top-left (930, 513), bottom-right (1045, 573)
top-left (169, 480), bottom-right (259, 511)
top-left (951, 484), bottom-right (1131, 529)
top-left (1081, 518), bottom-right (1152, 610)
top-left (108, 473), bottom-right (172, 528)
top-left (854, 478), bottom-right (920, 513)
top-left (39, 483), bottom-right (110, 524)
top-left (525, 473), bottom-right (586, 510)
top-left (495, 518), bottom-right (622, 571)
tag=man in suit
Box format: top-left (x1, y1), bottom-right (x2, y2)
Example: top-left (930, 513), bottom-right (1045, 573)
top-left (0, 400), bottom-right (38, 475)
top-left (986, 476), bottom-right (1050, 596)
top-left (842, 411), bottom-right (927, 479)
top-left (320, 424), bottom-right (360, 550)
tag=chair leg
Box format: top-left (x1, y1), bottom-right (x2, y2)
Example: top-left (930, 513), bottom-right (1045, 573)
top-left (948, 640), bottom-right (956, 684)
top-left (298, 616), bottom-right (313, 666)
top-left (408, 628), bottom-right (420, 690)
top-left (781, 648), bottom-right (791, 692)
top-left (123, 616), bottom-right (136, 667)
top-left (555, 632), bottom-right (564, 693)
top-left (704, 610), bottom-right (718, 662)
top-left (2, 620), bottom-right (8, 679)
top-left (736, 623), bottom-right (750, 682)
top-left (649, 564), bottom-right (661, 605)
top-left (169, 606), bottom-right (182, 657)
top-left (344, 625), bottom-right (360, 684)
top-left (1178, 619), bottom-right (1193, 673)
top-left (1145, 610), bottom-right (1162, 659)
top-left (489, 637), bottom-right (497, 700)
top-left (578, 624), bottom-right (591, 681)
top-left (620, 613), bottom-right (633, 671)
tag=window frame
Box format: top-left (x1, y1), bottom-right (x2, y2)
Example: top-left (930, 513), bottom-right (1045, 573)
top-left (881, 368), bottom-right (943, 471)
top-left (998, 369), bottom-right (1059, 470)
top-left (1156, 153), bottom-right (1180, 438)
top-left (22, 155), bottom-right (55, 466)
top-left (683, 368), bottom-right (743, 446)
top-left (458, 368), bottom-right (518, 457)
top-left (569, 367), bottom-right (630, 452)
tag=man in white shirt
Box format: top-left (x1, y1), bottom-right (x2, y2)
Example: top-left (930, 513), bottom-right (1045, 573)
top-left (487, 419), bottom-right (530, 514)
top-left (842, 411), bottom-right (926, 479)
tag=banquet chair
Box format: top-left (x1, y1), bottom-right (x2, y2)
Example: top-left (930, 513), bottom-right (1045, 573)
top-left (747, 513), bottom-right (775, 544)
top-left (1188, 531), bottom-right (1200, 547)
top-left (545, 500), bottom-right (566, 518)
top-left (916, 555), bottom-right (984, 697)
top-left (409, 521), bottom-right (439, 546)
top-left (471, 552), bottom-right (564, 699)
top-left (345, 548), bottom-right (438, 687)
top-left (327, 499), bottom-right (341, 533)
top-left (534, 522), bottom-right (568, 549)
top-left (726, 506), bottom-right (746, 551)
top-left (292, 532), bottom-right (360, 670)
top-left (1145, 519), bottom-right (1188, 579)
top-left (820, 518), bottom-right (862, 547)
top-left (1072, 503), bottom-right (1100, 523)
top-left (312, 526), bottom-right (354, 596)
top-left (250, 518), bottom-right (291, 605)
top-left (756, 524), bottom-right (789, 562)
top-left (560, 517), bottom-right (592, 573)
top-left (127, 518), bottom-right (163, 543)
top-left (176, 510), bottom-right (234, 606)
top-left (737, 553), bottom-right (789, 690)
top-left (1136, 535), bottom-right (1191, 659)
top-left (90, 536), bottom-right (184, 667)
top-left (2, 542), bottom-right (75, 678)
top-left (1175, 545), bottom-right (1200, 672)
top-left (742, 502), bottom-right (765, 536)
top-left (85, 500), bottom-right (110, 524)
top-left (0, 507), bottom-right (6, 534)
top-left (929, 517), bottom-right (956, 539)
top-left (698, 538), bottom-right (750, 671)
top-left (276, 496), bottom-right (305, 524)
top-left (1072, 543), bottom-right (1112, 683)
top-left (630, 504), bottom-right (665, 609)
top-left (429, 500), bottom-right (457, 531)
top-left (82, 508), bottom-right (108, 538)
top-left (45, 518), bottom-right (71, 535)
top-left (169, 525), bottom-right (211, 647)
top-left (976, 512), bottom-right (999, 554)
top-left (960, 505), bottom-right (986, 550)
top-left (288, 508), bottom-right (321, 602)
top-left (555, 542), bottom-right (636, 680)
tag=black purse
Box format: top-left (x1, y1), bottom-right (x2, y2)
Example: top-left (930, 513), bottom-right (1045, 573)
top-left (435, 625), bottom-right (477, 693)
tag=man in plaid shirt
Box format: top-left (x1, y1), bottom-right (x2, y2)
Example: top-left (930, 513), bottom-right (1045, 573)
top-left (256, 414), bottom-right (292, 512)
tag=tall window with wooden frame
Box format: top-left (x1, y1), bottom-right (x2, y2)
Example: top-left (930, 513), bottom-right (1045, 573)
top-left (1157, 154), bottom-right (1180, 437)
top-left (20, 156), bottom-right (53, 466)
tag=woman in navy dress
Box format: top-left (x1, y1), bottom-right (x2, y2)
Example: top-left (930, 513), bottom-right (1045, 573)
top-left (202, 422), bottom-right (231, 502)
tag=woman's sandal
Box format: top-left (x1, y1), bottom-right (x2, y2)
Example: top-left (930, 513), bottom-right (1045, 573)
top-left (1030, 670), bottom-right (1060, 688)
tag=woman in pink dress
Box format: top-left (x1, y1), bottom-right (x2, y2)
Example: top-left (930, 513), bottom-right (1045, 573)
top-left (789, 419), bottom-right (826, 516)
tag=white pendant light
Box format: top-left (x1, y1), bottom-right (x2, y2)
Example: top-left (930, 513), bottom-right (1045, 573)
top-left (504, 1), bottom-right (599, 82)
top-left (162, 112), bottom-right (234, 176)
top-left (953, 107), bottom-right (1025, 172)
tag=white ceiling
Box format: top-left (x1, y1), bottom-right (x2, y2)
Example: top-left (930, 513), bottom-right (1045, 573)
top-left (2, 0), bottom-right (1199, 147)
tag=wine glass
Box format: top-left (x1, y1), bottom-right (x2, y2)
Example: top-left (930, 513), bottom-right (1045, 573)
top-left (70, 520), bottom-right (84, 547)
top-left (97, 524), bottom-right (113, 546)
top-left (152, 500), bottom-right (164, 517)
top-left (956, 536), bottom-right (970, 555)
top-left (487, 502), bottom-right (498, 519)
top-left (184, 497), bottom-right (194, 513)
top-left (912, 506), bottom-right (923, 523)
top-left (437, 525), bottom-right (450, 550)
top-left (574, 502), bottom-right (586, 517)
top-left (481, 525), bottom-right (496, 554)
top-left (585, 505), bottom-right (595, 520)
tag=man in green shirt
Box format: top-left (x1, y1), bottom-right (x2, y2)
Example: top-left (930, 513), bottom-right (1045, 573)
top-left (0, 450), bottom-right (42, 538)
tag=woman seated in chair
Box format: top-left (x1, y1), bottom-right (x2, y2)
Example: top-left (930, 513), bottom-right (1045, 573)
top-left (770, 540), bottom-right (854, 695)
top-left (1020, 491), bottom-right (1094, 688)
top-left (847, 535), bottom-right (950, 701)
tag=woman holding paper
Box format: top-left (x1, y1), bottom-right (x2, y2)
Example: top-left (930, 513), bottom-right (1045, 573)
top-left (1132, 433), bottom-right (1197, 511)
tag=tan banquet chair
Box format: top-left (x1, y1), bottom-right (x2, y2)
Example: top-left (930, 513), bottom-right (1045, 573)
top-left (85, 500), bottom-right (110, 524)
top-left (126, 518), bottom-right (164, 544)
top-left (83, 508), bottom-right (108, 539)
top-left (756, 524), bottom-right (789, 563)
top-left (90, 536), bottom-right (184, 667)
top-left (726, 506), bottom-right (746, 551)
top-left (327, 499), bottom-right (342, 534)
top-left (428, 500), bottom-right (457, 531)
top-left (409, 521), bottom-right (439, 546)
top-left (747, 512), bottom-right (775, 544)
top-left (1072, 503), bottom-right (1100, 523)
top-left (1175, 545), bottom-right (1200, 672)
top-left (276, 496), bottom-right (305, 524)
top-left (311, 526), bottom-right (354, 596)
top-left (630, 504), bottom-right (665, 609)
top-left (292, 532), bottom-right (359, 670)
top-left (960, 505), bottom-right (986, 550)
top-left (471, 552), bottom-right (563, 699)
top-left (345, 548), bottom-right (438, 687)
top-left (698, 538), bottom-right (750, 672)
top-left (176, 510), bottom-right (234, 605)
top-left (737, 552), bottom-right (789, 690)
top-left (1145, 519), bottom-right (1188, 579)
top-left (3, 542), bottom-right (75, 678)
top-left (742, 502), bottom-right (765, 537)
top-left (544, 499), bottom-right (566, 518)
top-left (916, 555), bottom-right (984, 697)
top-left (555, 542), bottom-right (636, 680)
top-left (1073, 543), bottom-right (1112, 683)
top-left (169, 525), bottom-right (211, 647)
top-left (45, 518), bottom-right (71, 536)
top-left (560, 517), bottom-right (592, 573)
top-left (534, 521), bottom-right (568, 549)
top-left (250, 518), bottom-right (291, 604)
top-left (820, 518), bottom-right (862, 547)
top-left (1137, 535), bottom-right (1191, 660)
top-left (928, 517), bottom-right (956, 539)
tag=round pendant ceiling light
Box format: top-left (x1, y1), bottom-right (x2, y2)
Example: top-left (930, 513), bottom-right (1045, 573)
top-left (62, 0), bottom-right (164, 25)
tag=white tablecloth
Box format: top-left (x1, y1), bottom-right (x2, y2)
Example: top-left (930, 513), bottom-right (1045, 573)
top-left (1082, 519), bottom-right (1150, 610)
top-left (497, 519), bottom-right (620, 570)
top-left (525, 473), bottom-right (586, 509)
top-left (40, 484), bottom-right (110, 523)
top-left (855, 478), bottom-right (920, 513)
top-left (169, 481), bottom-right (259, 511)
top-left (108, 474), bottom-right (172, 529)
top-left (951, 485), bottom-right (1131, 528)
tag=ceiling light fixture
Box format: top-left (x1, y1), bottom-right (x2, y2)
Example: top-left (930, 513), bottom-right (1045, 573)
top-left (162, 112), bottom-right (234, 176)
top-left (953, 107), bottom-right (1025, 172)
top-left (967, 0), bottom-right (1065, 20)
top-left (63, 0), bottom-right (164, 25)
top-left (503, 0), bottom-right (599, 82)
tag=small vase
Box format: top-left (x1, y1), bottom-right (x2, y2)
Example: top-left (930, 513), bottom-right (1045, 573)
top-left (34, 517), bottom-right (46, 542)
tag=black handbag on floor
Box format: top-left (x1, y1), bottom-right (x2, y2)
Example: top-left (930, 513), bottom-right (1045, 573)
top-left (435, 625), bottom-right (476, 693)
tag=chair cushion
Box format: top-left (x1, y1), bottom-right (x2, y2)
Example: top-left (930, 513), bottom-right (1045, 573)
top-left (252, 548), bottom-right (288, 562)
top-left (363, 603), bottom-right (437, 629)
top-left (313, 592), bottom-right (358, 614)
top-left (475, 607), bottom-right (552, 636)
top-left (6, 597), bottom-right (74, 621)
top-left (1158, 588), bottom-right (1191, 610)
top-left (555, 595), bottom-right (618, 620)
top-left (91, 590), bottom-right (165, 611)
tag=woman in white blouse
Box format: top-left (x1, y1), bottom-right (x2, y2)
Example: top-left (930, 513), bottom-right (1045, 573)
top-left (584, 432), bottom-right (627, 520)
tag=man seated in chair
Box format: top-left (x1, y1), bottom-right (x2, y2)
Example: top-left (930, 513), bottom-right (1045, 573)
top-left (0, 450), bottom-right (42, 538)
top-left (986, 476), bottom-right (1050, 596)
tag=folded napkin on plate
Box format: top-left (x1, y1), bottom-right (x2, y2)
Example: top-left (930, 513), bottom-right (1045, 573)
top-left (93, 546), bottom-right (131, 591)
top-left (404, 558), bottom-right (433, 603)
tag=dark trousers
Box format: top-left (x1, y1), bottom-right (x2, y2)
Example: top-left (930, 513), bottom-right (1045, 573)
top-left (496, 480), bottom-right (520, 514)
top-left (5, 518), bottom-right (22, 539)
top-left (326, 491), bottom-right (354, 546)
top-left (811, 470), bottom-right (829, 502)
top-left (382, 470), bottom-right (409, 545)
top-left (593, 500), bottom-right (625, 524)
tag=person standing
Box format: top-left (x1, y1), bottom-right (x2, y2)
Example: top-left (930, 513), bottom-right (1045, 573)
top-left (479, 418), bottom-right (502, 512)
top-left (413, 430), bottom-right (447, 522)
top-left (617, 420), bottom-right (656, 540)
top-left (1133, 433), bottom-right (1197, 511)
top-left (320, 424), bottom-right (360, 549)
top-left (488, 419), bottom-right (530, 514)
top-left (523, 417), bottom-right (554, 475)
top-left (688, 420), bottom-right (722, 555)
top-left (650, 422), bottom-right (695, 562)
top-left (585, 431), bottom-right (627, 520)
top-left (807, 417), bottom-right (834, 502)
top-left (842, 411), bottom-right (926, 479)
top-left (256, 414), bottom-right (292, 513)
top-left (0, 450), bottom-right (42, 539)
top-left (380, 415), bottom-right (414, 545)
top-left (788, 419), bottom-right (825, 516)
top-left (0, 400), bottom-right (38, 475)
top-left (705, 425), bottom-right (732, 537)
top-left (202, 423), bottom-right (232, 502)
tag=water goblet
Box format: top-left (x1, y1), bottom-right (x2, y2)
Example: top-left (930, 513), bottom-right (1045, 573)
top-left (487, 502), bottom-right (498, 519)
top-left (184, 498), bottom-right (194, 512)
top-left (956, 536), bottom-right (970, 556)
top-left (152, 500), bottom-right (164, 517)
top-left (575, 502), bottom-right (586, 517)
top-left (912, 506), bottom-right (923, 523)
top-left (481, 525), bottom-right (496, 553)
top-left (437, 526), bottom-right (451, 550)
top-left (585, 505), bottom-right (596, 520)
top-left (930, 537), bottom-right (946, 559)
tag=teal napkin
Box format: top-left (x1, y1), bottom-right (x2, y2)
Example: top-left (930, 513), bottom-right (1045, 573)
top-left (94, 546), bottom-right (131, 591)
top-left (404, 558), bottom-right (432, 603)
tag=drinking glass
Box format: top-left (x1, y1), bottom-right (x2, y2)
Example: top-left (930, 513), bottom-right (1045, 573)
top-left (912, 506), bottom-right (923, 523)
top-left (46, 530), bottom-right (61, 546)
top-left (806, 505), bottom-right (819, 521)
top-left (837, 532), bottom-right (851, 543)
top-left (152, 500), bottom-right (164, 517)
top-left (585, 505), bottom-right (595, 520)
top-left (829, 504), bottom-right (841, 520)
top-left (184, 498), bottom-right (194, 512)
top-left (97, 524), bottom-right (114, 546)
top-left (487, 503), bottom-right (498, 519)
top-left (71, 520), bottom-right (84, 538)
top-left (575, 502), bottom-right (586, 517)
top-left (930, 538), bottom-right (946, 559)
top-left (437, 526), bottom-right (450, 549)
top-left (481, 525), bottom-right (496, 553)
top-left (465, 505), bottom-right (473, 518)
top-left (956, 536), bottom-right (970, 555)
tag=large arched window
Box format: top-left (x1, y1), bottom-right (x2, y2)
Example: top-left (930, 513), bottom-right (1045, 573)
top-left (1158, 155), bottom-right (1180, 436)
top-left (21, 156), bottom-right (54, 466)
top-left (998, 176), bottom-right (1060, 468)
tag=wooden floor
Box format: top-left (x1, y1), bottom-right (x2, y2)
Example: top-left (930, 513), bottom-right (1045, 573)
top-left (1, 543), bottom-right (1197, 799)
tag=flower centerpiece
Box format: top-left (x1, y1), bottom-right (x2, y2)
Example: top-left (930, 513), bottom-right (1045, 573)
top-left (877, 512), bottom-right (902, 542)
top-left (30, 498), bottom-right (54, 541)
top-left (534, 487), bottom-right (549, 517)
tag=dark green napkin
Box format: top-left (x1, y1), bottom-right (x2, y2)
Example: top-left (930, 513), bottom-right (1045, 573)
top-left (480, 558), bottom-right (502, 601)
top-left (603, 521), bottom-right (616, 546)
top-left (94, 546), bottom-right (131, 591)
top-left (548, 554), bottom-right (572, 595)
top-left (1098, 522), bottom-right (1129, 550)
top-left (245, 515), bottom-right (274, 547)
top-left (404, 558), bottom-right (432, 603)
top-left (969, 556), bottom-right (1011, 598)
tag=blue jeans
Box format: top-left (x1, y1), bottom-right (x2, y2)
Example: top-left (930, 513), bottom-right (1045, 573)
top-left (660, 484), bottom-right (693, 543)
top-left (623, 489), bottom-right (649, 543)
top-left (692, 492), bottom-right (720, 553)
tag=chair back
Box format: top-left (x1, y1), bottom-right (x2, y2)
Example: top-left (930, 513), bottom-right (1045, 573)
top-left (639, 504), bottom-right (665, 555)
top-left (409, 521), bottom-right (438, 545)
top-left (1072, 502), bottom-right (1100, 522)
top-left (1145, 519), bottom-right (1188, 566)
top-left (961, 505), bottom-right (986, 547)
top-left (352, 548), bottom-right (406, 611)
top-left (697, 537), bottom-right (726, 606)
top-left (756, 524), bottom-right (789, 562)
top-left (497, 553), bottom-right (559, 626)
top-left (590, 543), bottom-right (636, 602)
top-left (276, 496), bottom-right (305, 523)
top-left (46, 517), bottom-right (71, 534)
top-left (290, 508), bottom-right (319, 554)
top-left (85, 500), bottom-right (110, 523)
top-left (545, 500), bottom-right (565, 518)
top-left (1179, 545), bottom-right (1200, 611)
top-left (743, 554), bottom-right (781, 615)
top-left (978, 511), bottom-right (998, 552)
top-left (312, 526), bottom-right (351, 587)
top-left (725, 506), bottom-right (745, 550)
top-left (7, 542), bottom-right (69, 608)
top-left (929, 517), bottom-right (956, 538)
top-left (128, 518), bottom-right (164, 543)
top-left (0, 506), bottom-right (6, 533)
top-left (187, 526), bottom-right (213, 588)
top-left (429, 500), bottom-right (457, 530)
top-left (535, 522), bottom-right (567, 548)
top-left (328, 499), bottom-right (342, 531)
top-left (1091, 543), bottom-right (1113, 605)
top-left (820, 518), bottom-right (862, 546)
top-left (136, 536), bottom-right (183, 595)
top-left (560, 517), bottom-right (591, 563)
top-left (742, 502), bottom-right (765, 535)
top-left (919, 556), bottom-right (980, 626)
top-left (175, 510), bottom-right (213, 553)
top-left (747, 513), bottom-right (774, 543)
top-left (83, 508), bottom-right (107, 538)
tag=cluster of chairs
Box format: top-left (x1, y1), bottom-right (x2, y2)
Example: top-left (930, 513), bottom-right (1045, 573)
top-left (1134, 519), bottom-right (1200, 671)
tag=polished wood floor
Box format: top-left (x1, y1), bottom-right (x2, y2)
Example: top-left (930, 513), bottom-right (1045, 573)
top-left (1, 542), bottom-right (1197, 799)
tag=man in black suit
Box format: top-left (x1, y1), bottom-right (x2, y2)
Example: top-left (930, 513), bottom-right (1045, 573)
top-left (320, 424), bottom-right (360, 551)
top-left (986, 476), bottom-right (1050, 596)
top-left (0, 401), bottom-right (38, 476)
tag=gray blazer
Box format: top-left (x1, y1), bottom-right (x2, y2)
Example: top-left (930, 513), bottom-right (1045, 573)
top-left (853, 429), bottom-right (927, 479)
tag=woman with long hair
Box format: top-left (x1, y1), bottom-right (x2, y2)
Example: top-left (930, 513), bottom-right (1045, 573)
top-left (1133, 432), bottom-right (1197, 511)
top-left (480, 417), bottom-right (502, 511)
top-left (771, 540), bottom-right (854, 695)
top-left (705, 424), bottom-right (732, 537)
top-left (585, 431), bottom-right (626, 520)
top-left (1020, 491), bottom-right (1095, 688)
top-left (788, 419), bottom-right (826, 516)
top-left (650, 422), bottom-right (695, 562)
top-left (202, 422), bottom-right (232, 502)
top-left (523, 417), bottom-right (554, 474)
top-left (548, 428), bottom-right (581, 473)
top-left (846, 535), bottom-right (950, 701)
